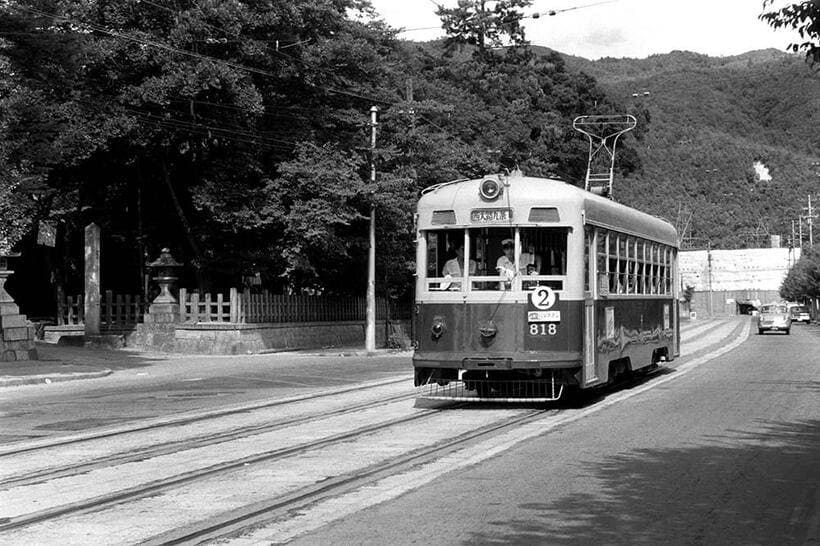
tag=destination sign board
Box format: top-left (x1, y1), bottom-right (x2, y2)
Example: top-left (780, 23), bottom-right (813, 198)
top-left (470, 209), bottom-right (512, 223)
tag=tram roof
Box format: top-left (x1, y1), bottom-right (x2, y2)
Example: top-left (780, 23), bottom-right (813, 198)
top-left (417, 175), bottom-right (678, 247)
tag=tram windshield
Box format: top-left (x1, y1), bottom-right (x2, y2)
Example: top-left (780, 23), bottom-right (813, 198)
top-left (424, 227), bottom-right (568, 292)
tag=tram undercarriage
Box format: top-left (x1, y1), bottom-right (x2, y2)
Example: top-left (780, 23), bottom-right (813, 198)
top-left (415, 366), bottom-right (581, 402)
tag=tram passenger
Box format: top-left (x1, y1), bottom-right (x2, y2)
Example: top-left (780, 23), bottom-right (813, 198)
top-left (522, 263), bottom-right (540, 290)
top-left (441, 243), bottom-right (476, 290)
top-left (496, 239), bottom-right (516, 290)
top-left (519, 244), bottom-right (542, 275)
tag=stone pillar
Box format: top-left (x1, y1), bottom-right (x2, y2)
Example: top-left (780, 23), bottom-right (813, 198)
top-left (84, 223), bottom-right (101, 336)
top-left (0, 262), bottom-right (38, 361)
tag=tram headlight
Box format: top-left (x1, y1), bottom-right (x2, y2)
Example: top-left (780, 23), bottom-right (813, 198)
top-left (479, 178), bottom-right (503, 201)
top-left (431, 316), bottom-right (446, 339)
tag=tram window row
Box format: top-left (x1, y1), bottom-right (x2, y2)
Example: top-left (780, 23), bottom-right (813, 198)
top-left (588, 228), bottom-right (674, 296)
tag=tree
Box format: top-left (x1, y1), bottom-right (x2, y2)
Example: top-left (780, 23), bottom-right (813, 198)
top-left (760, 1), bottom-right (820, 66)
top-left (437, 0), bottom-right (532, 60)
top-left (780, 247), bottom-right (820, 301)
top-left (0, 0), bottom-right (401, 294)
top-left (1, 0), bottom-right (631, 306)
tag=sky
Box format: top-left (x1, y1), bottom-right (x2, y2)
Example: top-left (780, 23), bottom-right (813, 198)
top-left (367, 0), bottom-right (801, 60)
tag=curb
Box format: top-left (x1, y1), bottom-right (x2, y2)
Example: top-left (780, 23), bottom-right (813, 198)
top-left (0, 369), bottom-right (113, 388)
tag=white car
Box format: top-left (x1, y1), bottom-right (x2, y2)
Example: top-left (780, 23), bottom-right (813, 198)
top-left (790, 305), bottom-right (811, 324)
top-left (757, 304), bottom-right (791, 335)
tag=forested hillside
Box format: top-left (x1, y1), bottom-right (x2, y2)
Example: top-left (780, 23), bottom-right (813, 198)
top-left (560, 48), bottom-right (820, 249)
top-left (0, 0), bottom-right (620, 312)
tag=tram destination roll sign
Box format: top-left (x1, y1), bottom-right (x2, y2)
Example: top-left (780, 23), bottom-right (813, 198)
top-left (470, 208), bottom-right (512, 223)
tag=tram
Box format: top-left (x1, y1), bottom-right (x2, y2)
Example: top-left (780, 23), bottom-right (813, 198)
top-left (412, 172), bottom-right (679, 401)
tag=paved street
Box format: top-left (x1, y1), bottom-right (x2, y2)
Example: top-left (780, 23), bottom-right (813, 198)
top-left (0, 317), bottom-right (817, 544)
top-left (293, 320), bottom-right (820, 545)
top-left (0, 344), bottom-right (411, 443)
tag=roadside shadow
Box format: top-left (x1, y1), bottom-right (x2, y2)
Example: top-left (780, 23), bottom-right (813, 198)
top-left (467, 419), bottom-right (820, 545)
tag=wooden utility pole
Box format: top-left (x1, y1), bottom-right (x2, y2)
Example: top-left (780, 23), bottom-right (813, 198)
top-left (84, 223), bottom-right (101, 336)
top-left (803, 195), bottom-right (815, 247)
top-left (366, 106), bottom-right (379, 354)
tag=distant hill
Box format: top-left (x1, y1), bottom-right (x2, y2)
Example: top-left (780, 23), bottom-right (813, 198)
top-left (553, 47), bottom-right (820, 249)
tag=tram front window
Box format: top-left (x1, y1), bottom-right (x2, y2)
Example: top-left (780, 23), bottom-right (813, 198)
top-left (425, 229), bottom-right (469, 291)
top-left (517, 228), bottom-right (567, 291)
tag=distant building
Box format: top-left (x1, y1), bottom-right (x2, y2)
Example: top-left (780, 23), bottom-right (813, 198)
top-left (679, 247), bottom-right (800, 316)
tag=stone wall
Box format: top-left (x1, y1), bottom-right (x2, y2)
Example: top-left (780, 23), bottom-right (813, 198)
top-left (45, 320), bottom-right (411, 355)
top-left (170, 320), bottom-right (407, 355)
top-left (0, 272), bottom-right (38, 361)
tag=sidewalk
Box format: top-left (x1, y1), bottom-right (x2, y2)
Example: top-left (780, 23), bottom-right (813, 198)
top-left (0, 345), bottom-right (114, 388)
top-left (0, 342), bottom-right (410, 388)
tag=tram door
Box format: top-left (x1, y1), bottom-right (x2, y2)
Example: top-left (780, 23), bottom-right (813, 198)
top-left (583, 228), bottom-right (598, 383)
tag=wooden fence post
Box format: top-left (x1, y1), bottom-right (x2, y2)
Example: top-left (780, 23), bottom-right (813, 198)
top-left (230, 287), bottom-right (238, 323)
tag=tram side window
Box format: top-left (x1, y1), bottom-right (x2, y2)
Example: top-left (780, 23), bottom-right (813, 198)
top-left (636, 239), bottom-right (645, 293)
top-left (597, 229), bottom-right (608, 294)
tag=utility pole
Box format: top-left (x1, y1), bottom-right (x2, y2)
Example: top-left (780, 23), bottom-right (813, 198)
top-left (803, 195), bottom-right (816, 248)
top-left (799, 217), bottom-right (804, 249)
top-left (365, 106), bottom-right (379, 354)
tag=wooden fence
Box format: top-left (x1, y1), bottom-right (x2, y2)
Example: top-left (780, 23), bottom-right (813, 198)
top-left (58, 289), bottom-right (410, 325)
top-left (178, 288), bottom-right (408, 324)
top-left (57, 291), bottom-right (147, 327)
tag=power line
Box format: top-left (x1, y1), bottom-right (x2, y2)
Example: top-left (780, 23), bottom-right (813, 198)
top-left (12, 4), bottom-right (396, 106)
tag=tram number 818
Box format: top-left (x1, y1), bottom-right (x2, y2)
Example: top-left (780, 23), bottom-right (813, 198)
top-left (529, 323), bottom-right (558, 336)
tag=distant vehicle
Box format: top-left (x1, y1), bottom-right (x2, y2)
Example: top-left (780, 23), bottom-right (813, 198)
top-left (789, 305), bottom-right (811, 324)
top-left (757, 303), bottom-right (791, 335)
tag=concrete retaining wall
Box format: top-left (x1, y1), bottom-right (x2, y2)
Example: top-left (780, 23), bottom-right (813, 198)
top-left (46, 320), bottom-right (412, 355)
top-left (171, 320), bottom-right (407, 355)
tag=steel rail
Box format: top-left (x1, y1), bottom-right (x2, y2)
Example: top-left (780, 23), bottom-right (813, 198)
top-left (140, 407), bottom-right (552, 545)
top-left (0, 376), bottom-right (411, 458)
top-left (0, 391), bottom-right (418, 489)
top-left (0, 403), bottom-right (458, 534)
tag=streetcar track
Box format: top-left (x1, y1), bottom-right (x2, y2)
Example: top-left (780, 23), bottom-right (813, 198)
top-left (0, 319), bottom-right (749, 542)
top-left (149, 321), bottom-right (752, 545)
top-left (0, 403), bottom-right (457, 533)
top-left (0, 375), bottom-right (411, 458)
top-left (0, 391), bottom-right (418, 489)
top-left (140, 406), bottom-right (552, 546)
top-left (0, 322), bottom-right (735, 491)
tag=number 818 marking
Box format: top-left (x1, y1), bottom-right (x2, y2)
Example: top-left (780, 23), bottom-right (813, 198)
top-left (529, 323), bottom-right (558, 336)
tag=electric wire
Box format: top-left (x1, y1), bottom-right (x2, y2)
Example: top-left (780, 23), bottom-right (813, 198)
top-left (12, 4), bottom-right (396, 106)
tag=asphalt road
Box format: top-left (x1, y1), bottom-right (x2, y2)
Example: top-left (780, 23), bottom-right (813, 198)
top-left (291, 322), bottom-right (820, 545)
top-left (0, 345), bottom-right (411, 444)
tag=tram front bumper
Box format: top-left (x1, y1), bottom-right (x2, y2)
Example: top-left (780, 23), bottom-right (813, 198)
top-left (413, 351), bottom-right (582, 370)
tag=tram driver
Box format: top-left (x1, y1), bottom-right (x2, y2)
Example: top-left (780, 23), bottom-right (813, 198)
top-left (496, 239), bottom-right (516, 290)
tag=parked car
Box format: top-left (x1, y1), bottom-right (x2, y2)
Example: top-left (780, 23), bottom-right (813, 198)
top-left (789, 305), bottom-right (811, 324)
top-left (757, 303), bottom-right (791, 335)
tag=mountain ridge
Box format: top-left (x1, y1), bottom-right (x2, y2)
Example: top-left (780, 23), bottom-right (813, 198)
top-left (549, 47), bottom-right (819, 248)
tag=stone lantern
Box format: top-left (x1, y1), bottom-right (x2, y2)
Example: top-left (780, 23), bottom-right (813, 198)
top-left (144, 248), bottom-right (183, 323)
top-left (0, 252), bottom-right (20, 309)
top-left (147, 248), bottom-right (183, 304)
top-left (0, 252), bottom-right (38, 361)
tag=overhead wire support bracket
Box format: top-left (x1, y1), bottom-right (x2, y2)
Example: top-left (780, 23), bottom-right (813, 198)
top-left (572, 114), bottom-right (636, 199)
